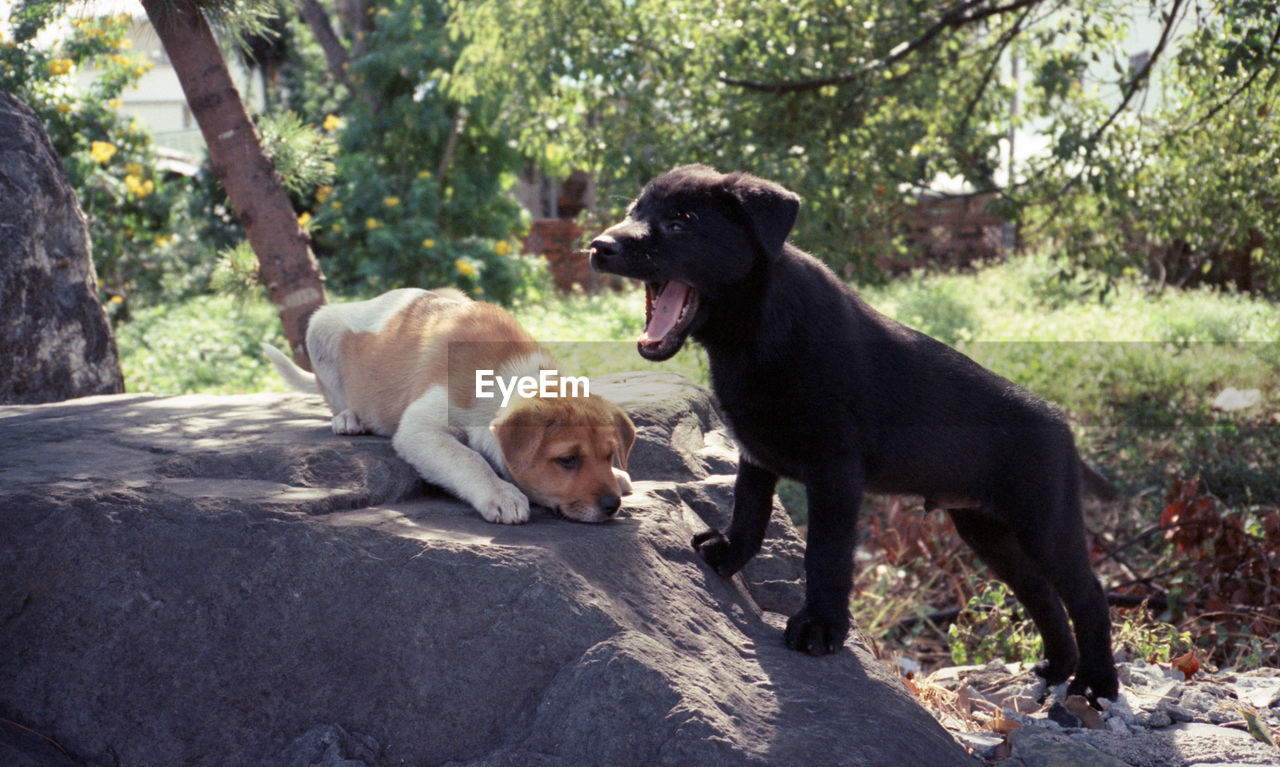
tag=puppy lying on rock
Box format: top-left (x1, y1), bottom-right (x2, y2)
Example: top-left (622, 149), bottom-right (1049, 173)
top-left (265, 288), bottom-right (634, 524)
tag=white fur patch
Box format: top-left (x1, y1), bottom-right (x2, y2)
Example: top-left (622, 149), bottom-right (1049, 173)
top-left (392, 386), bottom-right (530, 524)
top-left (305, 288), bottom-right (432, 416)
top-left (341, 288), bottom-right (431, 335)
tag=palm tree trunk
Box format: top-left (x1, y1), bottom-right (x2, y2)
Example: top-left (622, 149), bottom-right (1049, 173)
top-left (140, 0), bottom-right (326, 370)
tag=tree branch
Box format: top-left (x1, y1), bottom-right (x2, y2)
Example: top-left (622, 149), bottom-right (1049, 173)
top-left (1080, 0), bottom-right (1184, 150)
top-left (1192, 16), bottom-right (1280, 128)
top-left (957, 4), bottom-right (1034, 138)
top-left (720, 0), bottom-right (1044, 94)
top-left (294, 0), bottom-right (350, 88)
top-left (436, 109), bottom-right (464, 185)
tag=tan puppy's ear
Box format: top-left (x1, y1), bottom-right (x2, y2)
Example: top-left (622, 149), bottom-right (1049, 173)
top-left (491, 400), bottom-right (548, 474)
top-left (610, 404), bottom-right (636, 470)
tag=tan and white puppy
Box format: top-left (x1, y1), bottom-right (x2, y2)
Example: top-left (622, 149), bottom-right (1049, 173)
top-left (264, 288), bottom-right (635, 524)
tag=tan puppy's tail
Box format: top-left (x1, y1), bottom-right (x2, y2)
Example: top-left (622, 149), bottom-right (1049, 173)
top-left (262, 342), bottom-right (320, 394)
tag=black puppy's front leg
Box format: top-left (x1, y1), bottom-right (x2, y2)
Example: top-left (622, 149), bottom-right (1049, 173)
top-left (784, 466), bottom-right (862, 656)
top-left (692, 459), bottom-right (778, 577)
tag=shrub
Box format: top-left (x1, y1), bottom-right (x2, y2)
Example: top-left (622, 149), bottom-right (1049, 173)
top-left (303, 0), bottom-right (529, 302)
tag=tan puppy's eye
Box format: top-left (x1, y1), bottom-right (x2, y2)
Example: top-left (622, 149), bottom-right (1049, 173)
top-left (554, 455), bottom-right (580, 470)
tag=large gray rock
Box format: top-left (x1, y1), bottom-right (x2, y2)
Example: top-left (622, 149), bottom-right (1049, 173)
top-left (0, 373), bottom-right (973, 766)
top-left (0, 89), bottom-right (124, 404)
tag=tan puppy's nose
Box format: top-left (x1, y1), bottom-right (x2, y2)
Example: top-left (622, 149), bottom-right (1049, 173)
top-left (597, 493), bottom-right (622, 516)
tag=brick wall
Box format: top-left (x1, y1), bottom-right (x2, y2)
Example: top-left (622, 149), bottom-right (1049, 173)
top-left (880, 193), bottom-right (1008, 274)
top-left (524, 218), bottom-right (597, 292)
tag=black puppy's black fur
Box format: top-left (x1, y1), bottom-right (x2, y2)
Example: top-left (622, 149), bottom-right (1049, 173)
top-left (590, 165), bottom-right (1118, 702)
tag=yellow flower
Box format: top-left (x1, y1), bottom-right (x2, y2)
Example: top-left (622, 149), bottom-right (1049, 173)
top-left (117, 38), bottom-right (132, 49)
top-left (56, 103), bottom-right (73, 115)
top-left (315, 185), bottom-right (332, 203)
top-left (107, 98), bottom-right (123, 110)
top-left (323, 114), bottom-right (341, 132)
top-left (48, 58), bottom-right (73, 76)
top-left (125, 162), bottom-right (142, 177)
top-left (366, 218), bottom-right (380, 230)
top-left (297, 211), bottom-right (312, 228)
top-left (454, 259), bottom-right (477, 278)
top-left (90, 141), bottom-right (117, 164)
top-left (422, 238), bottom-right (436, 249)
top-left (124, 174), bottom-right (153, 198)
top-left (494, 240), bottom-right (512, 256)
top-left (417, 169), bottom-right (431, 180)
top-left (331, 223), bottom-right (343, 233)
top-left (109, 295), bottom-right (124, 304)
top-left (383, 196), bottom-right (400, 207)
top-left (330, 200), bottom-right (342, 211)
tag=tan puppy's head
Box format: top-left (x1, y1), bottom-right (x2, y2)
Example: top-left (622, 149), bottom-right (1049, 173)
top-left (491, 394), bottom-right (636, 523)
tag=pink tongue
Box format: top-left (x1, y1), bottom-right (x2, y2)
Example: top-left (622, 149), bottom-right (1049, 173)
top-left (641, 282), bottom-right (691, 344)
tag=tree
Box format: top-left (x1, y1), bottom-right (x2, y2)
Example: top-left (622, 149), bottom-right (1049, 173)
top-left (1016, 2), bottom-right (1280, 290)
top-left (451, 0), bottom-right (1278, 288)
top-left (138, 0), bottom-right (327, 368)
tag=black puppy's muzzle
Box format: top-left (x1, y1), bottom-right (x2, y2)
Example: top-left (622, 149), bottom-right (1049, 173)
top-left (589, 220), bottom-right (648, 274)
top-left (588, 234), bottom-right (621, 271)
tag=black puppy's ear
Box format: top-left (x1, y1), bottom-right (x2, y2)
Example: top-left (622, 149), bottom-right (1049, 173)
top-left (727, 174), bottom-right (800, 259)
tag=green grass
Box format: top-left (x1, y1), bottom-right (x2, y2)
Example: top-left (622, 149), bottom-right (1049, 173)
top-left (862, 256), bottom-right (1280, 505)
top-left (114, 294), bottom-right (292, 396)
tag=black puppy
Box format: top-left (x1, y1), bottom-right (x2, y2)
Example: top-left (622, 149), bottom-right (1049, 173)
top-left (590, 164), bottom-right (1118, 702)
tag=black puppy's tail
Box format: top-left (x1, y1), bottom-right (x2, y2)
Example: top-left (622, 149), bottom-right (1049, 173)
top-left (1081, 461), bottom-right (1119, 501)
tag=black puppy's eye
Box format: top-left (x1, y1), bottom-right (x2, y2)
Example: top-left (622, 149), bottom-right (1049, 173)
top-left (554, 455), bottom-right (580, 470)
top-left (664, 211), bottom-right (697, 234)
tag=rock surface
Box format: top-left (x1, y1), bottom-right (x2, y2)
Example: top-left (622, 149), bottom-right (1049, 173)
top-left (0, 372), bottom-right (973, 767)
top-left (0, 89), bottom-right (124, 404)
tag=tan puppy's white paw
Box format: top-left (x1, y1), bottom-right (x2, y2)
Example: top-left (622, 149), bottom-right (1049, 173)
top-left (332, 410), bottom-right (364, 435)
top-left (478, 481), bottom-right (530, 524)
top-left (613, 467), bottom-right (633, 495)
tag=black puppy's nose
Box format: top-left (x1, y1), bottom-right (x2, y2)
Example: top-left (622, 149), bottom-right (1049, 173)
top-left (589, 234), bottom-right (620, 258)
top-left (598, 493), bottom-right (622, 516)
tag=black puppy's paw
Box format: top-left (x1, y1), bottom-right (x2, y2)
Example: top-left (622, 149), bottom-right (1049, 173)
top-left (691, 529), bottom-right (748, 577)
top-left (784, 608), bottom-right (850, 656)
top-left (1031, 657), bottom-right (1074, 688)
top-left (1067, 665), bottom-right (1120, 707)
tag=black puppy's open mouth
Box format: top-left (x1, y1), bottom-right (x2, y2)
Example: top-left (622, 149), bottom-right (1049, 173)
top-left (640, 280), bottom-right (699, 361)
